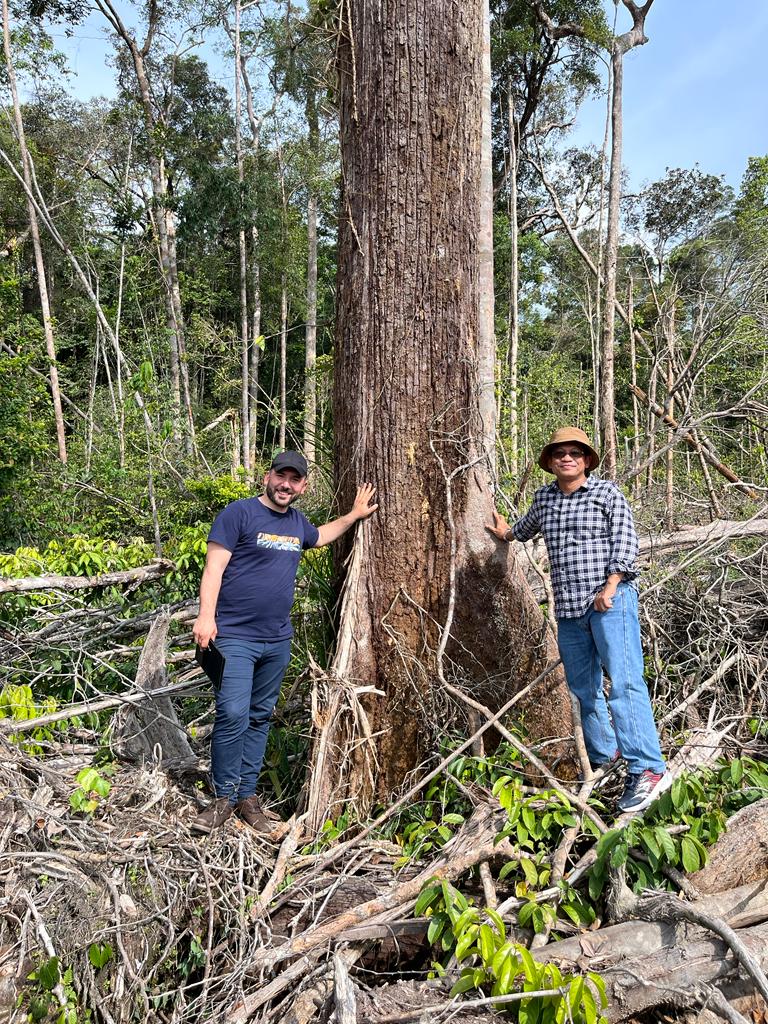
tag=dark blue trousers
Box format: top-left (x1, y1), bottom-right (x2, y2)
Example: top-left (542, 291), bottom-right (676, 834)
top-left (210, 637), bottom-right (292, 802)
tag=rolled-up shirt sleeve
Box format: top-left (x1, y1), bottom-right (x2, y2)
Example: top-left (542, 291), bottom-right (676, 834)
top-left (607, 489), bottom-right (639, 579)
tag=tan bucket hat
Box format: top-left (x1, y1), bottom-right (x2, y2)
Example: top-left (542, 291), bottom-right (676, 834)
top-left (538, 426), bottom-right (600, 473)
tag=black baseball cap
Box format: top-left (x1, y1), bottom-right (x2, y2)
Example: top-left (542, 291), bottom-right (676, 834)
top-left (270, 450), bottom-right (309, 477)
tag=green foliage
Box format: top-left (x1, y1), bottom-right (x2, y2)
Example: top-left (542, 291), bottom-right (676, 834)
top-left (87, 942), bottom-right (113, 970)
top-left (69, 764), bottom-right (114, 815)
top-left (25, 955), bottom-right (82, 1024)
top-left (417, 881), bottom-right (608, 1022)
top-left (386, 741), bottom-right (526, 865)
top-left (302, 811), bottom-right (352, 853)
top-left (0, 682), bottom-right (62, 753)
top-left (184, 475), bottom-right (252, 515)
top-left (0, 350), bottom-right (52, 494)
top-left (589, 758), bottom-right (768, 898)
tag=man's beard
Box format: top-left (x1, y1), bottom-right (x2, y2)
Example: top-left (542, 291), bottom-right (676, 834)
top-left (265, 481), bottom-right (298, 507)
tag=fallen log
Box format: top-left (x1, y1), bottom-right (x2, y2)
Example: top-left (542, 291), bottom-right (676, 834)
top-left (0, 558), bottom-right (175, 595)
top-left (690, 798), bottom-right (768, 895)
top-left (600, 920), bottom-right (768, 1023)
top-left (534, 879), bottom-right (768, 971)
top-left (638, 517), bottom-right (768, 558)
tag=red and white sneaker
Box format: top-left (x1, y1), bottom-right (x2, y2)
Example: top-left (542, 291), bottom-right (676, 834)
top-left (617, 769), bottom-right (666, 813)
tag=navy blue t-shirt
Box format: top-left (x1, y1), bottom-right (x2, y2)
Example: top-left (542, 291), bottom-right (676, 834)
top-left (208, 498), bottom-right (320, 641)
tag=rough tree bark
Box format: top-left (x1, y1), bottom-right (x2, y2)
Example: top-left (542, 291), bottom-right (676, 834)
top-left (304, 84), bottom-right (319, 467)
top-left (477, 0), bottom-right (496, 467)
top-left (506, 78), bottom-right (520, 476)
top-left (306, 0), bottom-right (573, 829)
top-left (232, 0), bottom-right (252, 478)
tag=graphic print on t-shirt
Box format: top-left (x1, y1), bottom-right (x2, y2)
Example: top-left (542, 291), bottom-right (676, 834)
top-left (257, 532), bottom-right (301, 552)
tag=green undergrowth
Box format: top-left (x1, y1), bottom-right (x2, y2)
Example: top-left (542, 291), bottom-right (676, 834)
top-left (392, 747), bottom-right (768, 1014)
top-left (418, 880), bottom-right (607, 1024)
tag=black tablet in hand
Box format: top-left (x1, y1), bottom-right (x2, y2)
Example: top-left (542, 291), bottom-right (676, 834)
top-left (195, 641), bottom-right (225, 690)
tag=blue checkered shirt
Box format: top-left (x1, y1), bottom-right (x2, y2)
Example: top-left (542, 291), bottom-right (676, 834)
top-left (512, 475), bottom-right (640, 619)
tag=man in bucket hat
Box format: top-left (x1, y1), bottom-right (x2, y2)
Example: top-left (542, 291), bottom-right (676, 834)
top-left (192, 451), bottom-right (377, 833)
top-left (488, 427), bottom-right (666, 813)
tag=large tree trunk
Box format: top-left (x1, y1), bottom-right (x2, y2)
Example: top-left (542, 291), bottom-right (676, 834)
top-left (308, 0), bottom-right (573, 829)
top-left (304, 87), bottom-right (319, 467)
top-left (232, 0), bottom-right (251, 478)
top-left (507, 80), bottom-right (520, 477)
top-left (477, 0), bottom-right (496, 468)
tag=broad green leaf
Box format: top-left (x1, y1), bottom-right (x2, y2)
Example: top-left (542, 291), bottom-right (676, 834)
top-left (654, 825), bottom-right (677, 863)
top-left (455, 924), bottom-right (479, 961)
top-left (588, 866), bottom-right (606, 901)
top-left (521, 858), bottom-right (539, 886)
top-left (588, 972), bottom-right (609, 1008)
top-left (414, 884), bottom-right (440, 917)
top-left (681, 836), bottom-right (701, 873)
top-left (517, 901), bottom-right (536, 927)
top-left (449, 972), bottom-right (478, 997)
top-left (689, 834), bottom-right (709, 866)
top-left (568, 976), bottom-right (584, 1013)
top-left (560, 903), bottom-right (581, 926)
top-left (518, 944), bottom-right (539, 984)
top-left (491, 945), bottom-right (510, 976)
top-left (581, 981), bottom-right (598, 1024)
top-left (640, 827), bottom-right (660, 859)
top-left (595, 828), bottom-right (622, 857)
top-left (498, 859), bottom-right (518, 881)
top-left (427, 913), bottom-right (447, 945)
top-left (670, 778), bottom-right (686, 810)
top-left (38, 957), bottom-right (60, 992)
top-left (609, 841), bottom-right (627, 868)
top-left (88, 942), bottom-right (113, 969)
top-left (485, 907), bottom-right (506, 940)
top-left (454, 907), bottom-right (479, 933)
top-left (479, 924), bottom-right (495, 963)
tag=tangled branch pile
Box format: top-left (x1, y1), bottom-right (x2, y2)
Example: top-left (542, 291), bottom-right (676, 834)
top-left (1, 518), bottom-right (768, 1024)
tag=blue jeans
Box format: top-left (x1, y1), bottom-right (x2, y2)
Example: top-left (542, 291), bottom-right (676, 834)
top-left (557, 584), bottom-right (664, 775)
top-left (210, 637), bottom-right (292, 802)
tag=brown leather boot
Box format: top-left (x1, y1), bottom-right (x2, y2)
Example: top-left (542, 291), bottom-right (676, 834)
top-left (191, 797), bottom-right (235, 834)
top-left (235, 795), bottom-right (272, 832)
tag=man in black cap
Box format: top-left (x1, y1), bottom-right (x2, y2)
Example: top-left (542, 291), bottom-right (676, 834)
top-left (192, 451), bottom-right (377, 832)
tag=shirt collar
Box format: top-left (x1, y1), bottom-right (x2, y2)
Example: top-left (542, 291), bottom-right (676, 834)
top-left (546, 474), bottom-right (598, 496)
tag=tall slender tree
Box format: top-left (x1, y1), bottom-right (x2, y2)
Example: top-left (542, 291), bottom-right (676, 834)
top-left (599, 0), bottom-right (654, 479)
top-left (95, 0), bottom-right (196, 451)
top-left (2, 0), bottom-right (67, 463)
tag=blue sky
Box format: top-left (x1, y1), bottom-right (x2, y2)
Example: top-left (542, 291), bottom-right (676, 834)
top-left (572, 1), bottom-right (768, 192)
top-left (51, 1), bottom-right (767, 193)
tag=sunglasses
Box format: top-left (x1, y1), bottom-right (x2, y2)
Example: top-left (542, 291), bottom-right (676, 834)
top-left (551, 448), bottom-right (586, 460)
